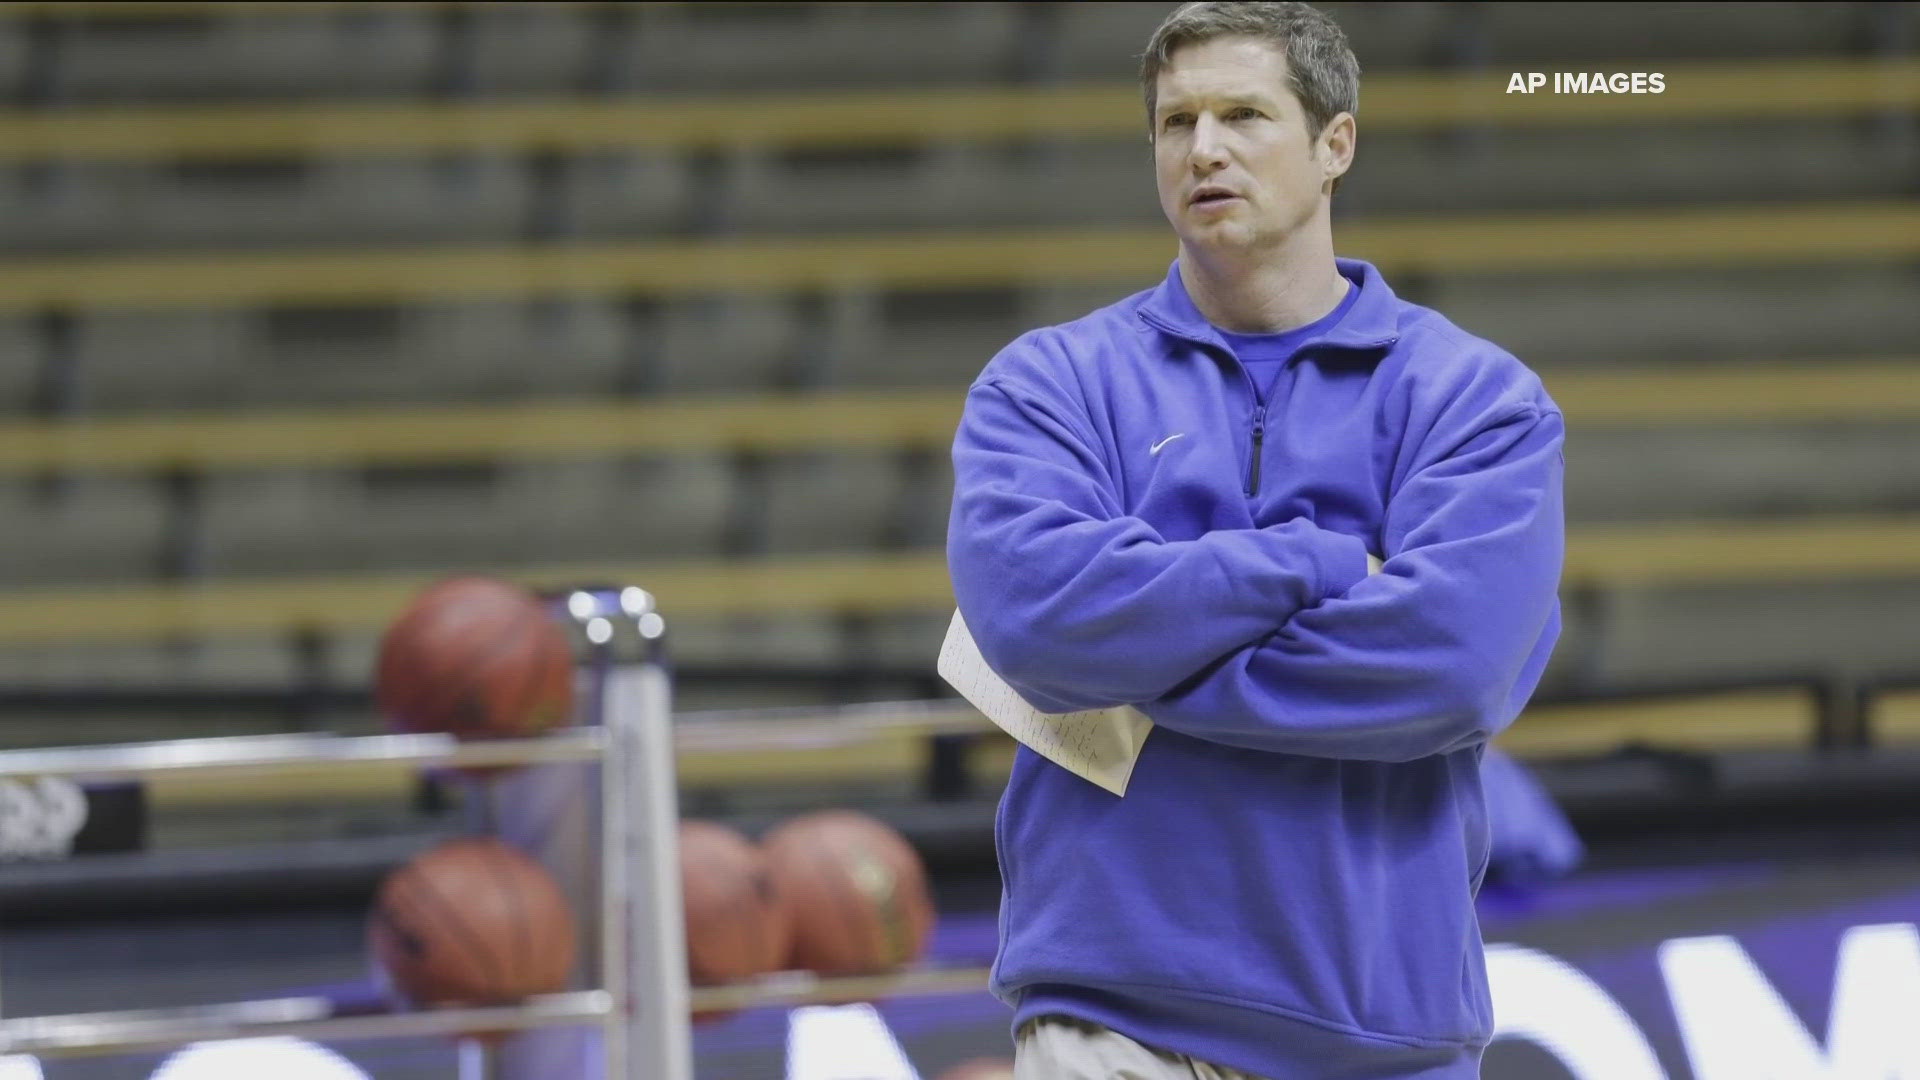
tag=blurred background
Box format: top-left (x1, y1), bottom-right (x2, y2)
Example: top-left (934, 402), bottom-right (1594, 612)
top-left (0, 2), bottom-right (1917, 1078)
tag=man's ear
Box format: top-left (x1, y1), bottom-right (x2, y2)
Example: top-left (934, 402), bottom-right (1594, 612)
top-left (1319, 111), bottom-right (1356, 183)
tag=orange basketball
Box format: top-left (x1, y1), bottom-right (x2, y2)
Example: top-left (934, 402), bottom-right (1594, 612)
top-left (937, 1059), bottom-right (1015, 1080)
top-left (376, 576), bottom-right (575, 738)
top-left (761, 810), bottom-right (935, 977)
top-left (368, 837), bottom-right (577, 1006)
top-left (681, 819), bottom-right (792, 986)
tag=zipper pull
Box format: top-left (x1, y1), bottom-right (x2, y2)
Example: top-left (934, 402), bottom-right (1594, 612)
top-left (1248, 410), bottom-right (1266, 496)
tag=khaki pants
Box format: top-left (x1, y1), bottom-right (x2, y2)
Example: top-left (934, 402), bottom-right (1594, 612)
top-left (1014, 1016), bottom-right (1268, 1080)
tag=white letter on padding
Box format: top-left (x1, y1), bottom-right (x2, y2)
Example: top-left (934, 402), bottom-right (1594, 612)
top-left (1488, 943), bottom-right (1667, 1080)
top-left (150, 1038), bottom-right (369, 1080)
top-left (786, 1003), bottom-right (922, 1080)
top-left (1827, 923), bottom-right (1920, 1078)
top-left (1662, 925), bottom-right (1920, 1080)
top-left (1663, 933), bottom-right (1831, 1079)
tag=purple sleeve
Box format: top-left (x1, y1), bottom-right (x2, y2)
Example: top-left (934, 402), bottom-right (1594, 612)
top-left (947, 377), bottom-right (1370, 713)
top-left (1138, 406), bottom-right (1566, 761)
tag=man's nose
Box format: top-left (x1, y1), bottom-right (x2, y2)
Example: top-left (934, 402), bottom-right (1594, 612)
top-left (1187, 113), bottom-right (1229, 173)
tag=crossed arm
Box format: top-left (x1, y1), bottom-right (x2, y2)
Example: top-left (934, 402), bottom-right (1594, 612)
top-left (947, 375), bottom-right (1565, 762)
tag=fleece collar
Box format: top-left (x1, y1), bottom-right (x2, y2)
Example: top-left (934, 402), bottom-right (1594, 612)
top-left (1136, 255), bottom-right (1402, 356)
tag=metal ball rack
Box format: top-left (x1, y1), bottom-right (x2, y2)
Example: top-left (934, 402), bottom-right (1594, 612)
top-left (0, 585), bottom-right (991, 1077)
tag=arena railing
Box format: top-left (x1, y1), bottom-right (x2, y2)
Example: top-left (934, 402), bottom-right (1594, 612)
top-left (0, 58), bottom-right (1913, 163)
top-left (0, 667), bottom-right (1837, 840)
top-left (10, 670), bottom-right (1920, 926)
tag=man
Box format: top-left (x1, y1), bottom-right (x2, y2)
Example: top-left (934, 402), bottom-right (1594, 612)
top-left (946, 3), bottom-right (1565, 1078)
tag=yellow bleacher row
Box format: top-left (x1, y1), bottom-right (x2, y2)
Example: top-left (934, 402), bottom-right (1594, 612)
top-left (5, 203), bottom-right (1920, 311)
top-left (676, 683), bottom-right (1908, 785)
top-left (4, 513), bottom-right (1920, 648)
top-left (0, 361), bottom-right (1913, 649)
top-left (2, 362), bottom-right (1917, 473)
top-left (676, 683), bottom-right (1920, 790)
top-left (1, 58), bottom-right (1914, 163)
top-left (666, 684), bottom-right (1840, 786)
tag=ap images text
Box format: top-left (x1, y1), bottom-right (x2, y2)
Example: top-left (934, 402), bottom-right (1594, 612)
top-left (1508, 72), bottom-right (1667, 94)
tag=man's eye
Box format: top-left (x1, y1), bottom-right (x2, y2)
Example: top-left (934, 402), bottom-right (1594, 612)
top-left (1228, 107), bottom-right (1262, 121)
top-left (1164, 114), bottom-right (1193, 128)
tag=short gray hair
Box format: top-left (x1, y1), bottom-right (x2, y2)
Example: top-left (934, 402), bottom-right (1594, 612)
top-left (1140, 1), bottom-right (1359, 140)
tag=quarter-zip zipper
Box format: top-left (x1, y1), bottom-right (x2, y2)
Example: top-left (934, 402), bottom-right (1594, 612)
top-left (1133, 280), bottom-right (1399, 501)
top-left (1241, 359), bottom-right (1268, 497)
top-left (1248, 404), bottom-right (1266, 496)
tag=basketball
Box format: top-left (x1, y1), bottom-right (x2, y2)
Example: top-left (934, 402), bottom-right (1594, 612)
top-left (936, 1059), bottom-right (1015, 1080)
top-left (375, 576), bottom-right (575, 739)
top-left (760, 810), bottom-right (935, 977)
top-left (368, 837), bottom-right (577, 1007)
top-left (681, 819), bottom-right (792, 985)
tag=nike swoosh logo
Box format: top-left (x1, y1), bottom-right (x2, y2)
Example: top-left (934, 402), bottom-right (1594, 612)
top-left (1149, 434), bottom-right (1186, 455)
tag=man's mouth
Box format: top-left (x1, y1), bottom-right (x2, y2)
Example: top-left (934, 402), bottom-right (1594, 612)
top-left (1190, 188), bottom-right (1241, 207)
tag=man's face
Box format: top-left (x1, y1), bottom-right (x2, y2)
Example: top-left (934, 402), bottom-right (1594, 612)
top-left (1152, 35), bottom-right (1345, 253)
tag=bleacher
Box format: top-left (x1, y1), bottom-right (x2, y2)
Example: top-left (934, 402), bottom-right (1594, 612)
top-left (1, 0), bottom-right (1917, 750)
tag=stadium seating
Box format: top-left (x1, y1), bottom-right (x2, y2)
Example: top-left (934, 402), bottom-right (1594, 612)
top-left (1431, 265), bottom-right (1920, 366)
top-left (0, 0), bottom-right (1913, 740)
top-left (2, 511), bottom-right (1920, 664)
top-left (3, 205), bottom-right (1916, 315)
top-left (0, 158), bottom-right (531, 254)
top-left (2, 473), bottom-right (169, 585)
top-left (3, 349), bottom-right (1919, 691)
top-left (2, 60), bottom-right (1914, 256)
top-left (59, 301), bottom-right (632, 411)
top-left (1874, 686), bottom-right (1920, 743)
top-left (4, 59), bottom-right (1913, 161)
